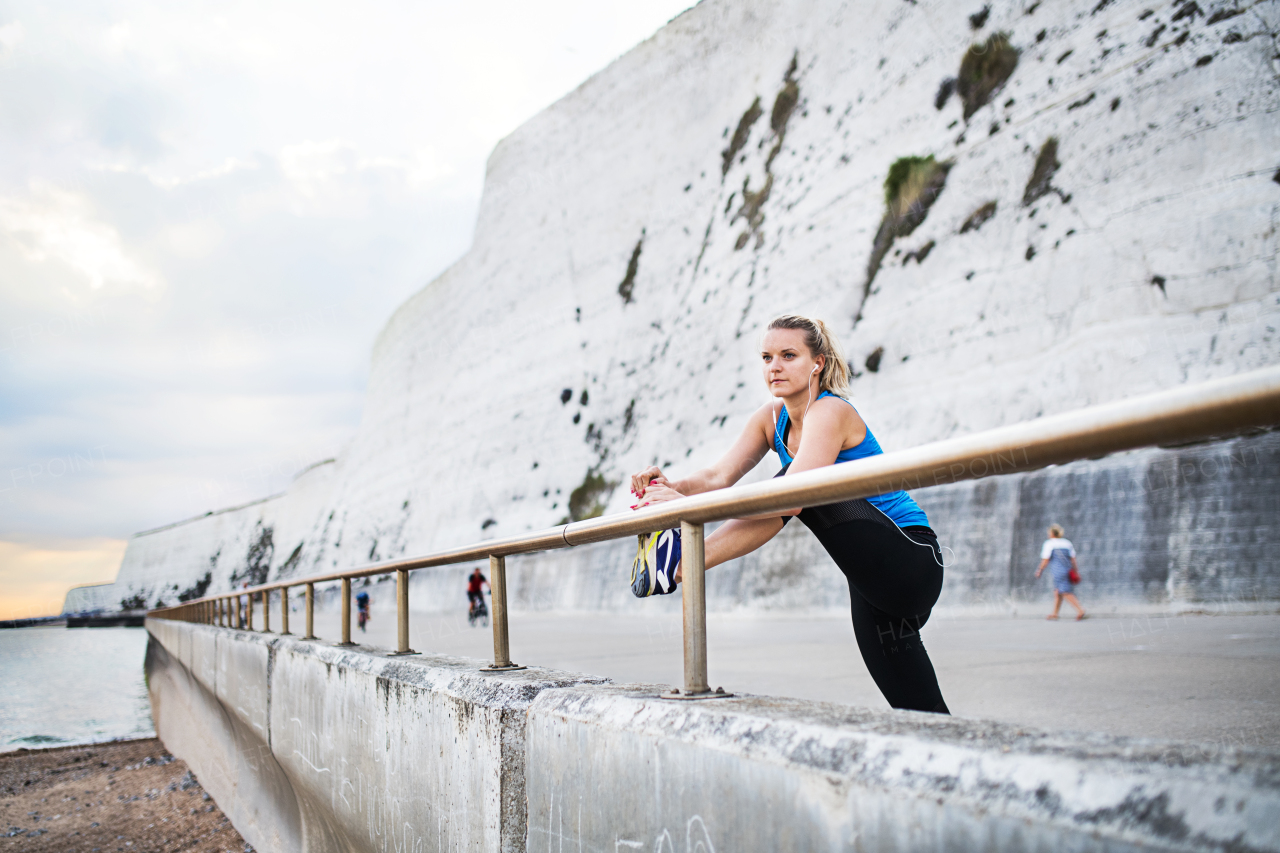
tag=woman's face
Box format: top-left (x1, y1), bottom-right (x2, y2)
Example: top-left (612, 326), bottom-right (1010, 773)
top-left (761, 328), bottom-right (822, 398)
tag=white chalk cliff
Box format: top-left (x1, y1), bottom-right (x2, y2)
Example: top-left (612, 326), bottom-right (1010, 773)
top-left (105, 0), bottom-right (1279, 612)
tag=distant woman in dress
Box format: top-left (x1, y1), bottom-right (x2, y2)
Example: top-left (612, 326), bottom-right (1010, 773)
top-left (627, 314), bottom-right (949, 714)
top-left (1036, 524), bottom-right (1086, 621)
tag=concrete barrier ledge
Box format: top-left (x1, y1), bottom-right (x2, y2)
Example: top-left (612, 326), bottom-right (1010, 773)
top-left (145, 618), bottom-right (606, 853)
top-left (525, 684), bottom-right (1280, 852)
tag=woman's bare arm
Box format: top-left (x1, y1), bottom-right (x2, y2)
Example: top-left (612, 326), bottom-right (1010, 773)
top-left (632, 405), bottom-right (773, 505)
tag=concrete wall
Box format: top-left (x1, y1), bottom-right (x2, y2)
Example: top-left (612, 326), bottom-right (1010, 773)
top-left (147, 619), bottom-right (1280, 853)
top-left (525, 686), bottom-right (1280, 853)
top-left (102, 0), bottom-right (1278, 614)
top-left (145, 617), bottom-right (606, 853)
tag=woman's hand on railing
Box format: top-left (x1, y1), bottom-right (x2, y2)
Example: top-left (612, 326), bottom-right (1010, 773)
top-left (627, 471), bottom-right (686, 504)
top-left (630, 466), bottom-right (666, 500)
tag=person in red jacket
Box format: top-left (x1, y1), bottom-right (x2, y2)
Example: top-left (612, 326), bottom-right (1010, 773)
top-left (466, 568), bottom-right (489, 618)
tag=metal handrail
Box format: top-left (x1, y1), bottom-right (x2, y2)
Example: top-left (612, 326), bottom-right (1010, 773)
top-left (152, 366), bottom-right (1280, 695)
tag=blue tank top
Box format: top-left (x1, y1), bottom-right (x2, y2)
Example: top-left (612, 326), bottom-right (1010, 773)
top-left (773, 391), bottom-right (929, 528)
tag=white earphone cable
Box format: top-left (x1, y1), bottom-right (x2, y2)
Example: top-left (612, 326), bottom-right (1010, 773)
top-left (871, 501), bottom-right (955, 568)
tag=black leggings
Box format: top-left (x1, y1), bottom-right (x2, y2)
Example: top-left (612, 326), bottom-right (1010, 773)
top-left (779, 471), bottom-right (949, 713)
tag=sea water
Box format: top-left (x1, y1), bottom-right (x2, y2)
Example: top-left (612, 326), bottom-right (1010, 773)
top-left (0, 625), bottom-right (153, 752)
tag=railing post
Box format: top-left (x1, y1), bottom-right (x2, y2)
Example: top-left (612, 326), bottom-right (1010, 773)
top-left (262, 590), bottom-right (271, 633)
top-left (246, 592), bottom-right (254, 631)
top-left (304, 583), bottom-right (315, 639)
top-left (339, 578), bottom-right (354, 645)
top-left (663, 521), bottom-right (729, 700)
top-left (233, 596), bottom-right (240, 629)
top-left (217, 598), bottom-right (224, 627)
top-left (389, 569), bottom-right (418, 656)
top-left (482, 555), bottom-right (524, 671)
top-left (280, 586), bottom-right (290, 635)
top-left (682, 521), bottom-right (708, 695)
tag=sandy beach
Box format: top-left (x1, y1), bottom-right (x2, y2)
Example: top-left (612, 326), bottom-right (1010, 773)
top-left (1, 738), bottom-right (246, 852)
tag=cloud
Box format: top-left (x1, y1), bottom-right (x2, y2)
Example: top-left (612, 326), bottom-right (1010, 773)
top-left (0, 21), bottom-right (23, 54)
top-left (0, 538), bottom-right (127, 619)
top-left (277, 140), bottom-right (453, 215)
top-left (0, 183), bottom-right (160, 289)
top-left (0, 0), bottom-right (695, 611)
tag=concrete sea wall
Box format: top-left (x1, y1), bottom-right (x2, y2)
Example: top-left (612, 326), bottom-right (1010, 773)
top-left (144, 617), bottom-right (606, 853)
top-left (146, 618), bottom-right (1280, 852)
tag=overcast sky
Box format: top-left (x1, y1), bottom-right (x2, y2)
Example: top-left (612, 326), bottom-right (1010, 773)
top-left (0, 0), bottom-right (693, 618)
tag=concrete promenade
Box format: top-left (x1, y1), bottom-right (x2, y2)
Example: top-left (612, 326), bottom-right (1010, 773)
top-left (312, 607), bottom-right (1280, 747)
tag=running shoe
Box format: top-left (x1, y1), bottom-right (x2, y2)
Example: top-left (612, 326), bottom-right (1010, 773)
top-left (630, 528), bottom-right (682, 597)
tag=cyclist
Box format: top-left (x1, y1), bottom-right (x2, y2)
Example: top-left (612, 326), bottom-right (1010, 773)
top-left (466, 567), bottom-right (489, 619)
top-left (629, 313), bottom-right (949, 714)
top-left (355, 589), bottom-right (370, 632)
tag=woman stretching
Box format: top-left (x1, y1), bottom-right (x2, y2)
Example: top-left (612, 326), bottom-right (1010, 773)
top-left (629, 314), bottom-right (949, 714)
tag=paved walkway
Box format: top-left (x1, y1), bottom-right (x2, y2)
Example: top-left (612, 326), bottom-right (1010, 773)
top-left (310, 608), bottom-right (1280, 749)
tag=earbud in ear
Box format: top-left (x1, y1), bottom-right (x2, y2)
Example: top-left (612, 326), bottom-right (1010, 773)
top-left (811, 365), bottom-right (819, 373)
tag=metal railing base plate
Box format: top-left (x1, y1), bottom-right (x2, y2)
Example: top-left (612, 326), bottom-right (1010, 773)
top-left (661, 689), bottom-right (734, 701)
top-left (387, 650), bottom-right (420, 657)
top-left (480, 664), bottom-right (527, 672)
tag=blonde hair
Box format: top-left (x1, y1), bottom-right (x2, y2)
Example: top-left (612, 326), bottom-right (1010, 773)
top-left (766, 314), bottom-right (851, 396)
top-left (1048, 524), bottom-right (1065, 538)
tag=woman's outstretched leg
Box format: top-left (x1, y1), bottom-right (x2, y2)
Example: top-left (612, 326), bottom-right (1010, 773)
top-left (674, 516), bottom-right (785, 582)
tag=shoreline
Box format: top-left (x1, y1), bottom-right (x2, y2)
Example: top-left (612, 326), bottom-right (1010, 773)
top-left (2, 734), bottom-right (156, 758)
